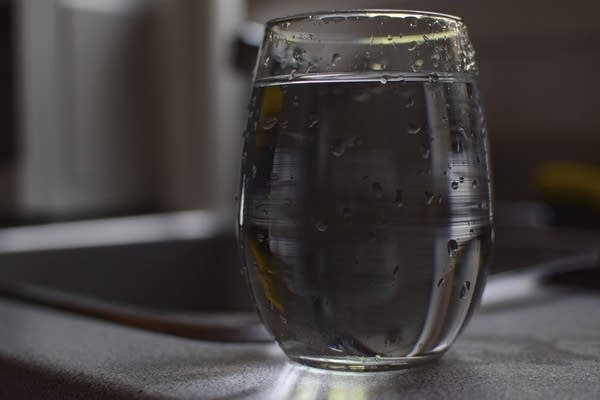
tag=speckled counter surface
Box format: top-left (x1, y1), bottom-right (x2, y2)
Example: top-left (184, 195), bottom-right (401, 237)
top-left (1, 287), bottom-right (599, 400)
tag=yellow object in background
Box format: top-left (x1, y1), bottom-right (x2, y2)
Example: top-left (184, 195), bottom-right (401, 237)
top-left (537, 162), bottom-right (600, 211)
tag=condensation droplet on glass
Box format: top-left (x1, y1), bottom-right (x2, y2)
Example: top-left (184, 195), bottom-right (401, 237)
top-left (407, 123), bottom-right (421, 135)
top-left (447, 239), bottom-right (458, 256)
top-left (421, 145), bottom-right (431, 159)
top-left (341, 207), bottom-right (352, 219)
top-left (424, 191), bottom-right (434, 205)
top-left (380, 77), bottom-right (388, 85)
top-left (372, 182), bottom-right (384, 199)
top-left (288, 69), bottom-right (297, 81)
top-left (394, 189), bottom-right (404, 208)
top-left (315, 218), bottom-right (329, 232)
top-left (292, 96), bottom-right (300, 107)
top-left (263, 117), bottom-right (277, 130)
top-left (308, 115), bottom-right (319, 129)
top-left (460, 281), bottom-right (471, 299)
top-left (451, 181), bottom-right (459, 190)
top-left (368, 231), bottom-right (377, 244)
top-left (331, 139), bottom-right (346, 157)
top-left (331, 53), bottom-right (342, 66)
top-left (411, 59), bottom-right (424, 72)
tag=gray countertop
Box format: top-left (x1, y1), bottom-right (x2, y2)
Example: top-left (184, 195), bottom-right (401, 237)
top-left (1, 284), bottom-right (599, 399)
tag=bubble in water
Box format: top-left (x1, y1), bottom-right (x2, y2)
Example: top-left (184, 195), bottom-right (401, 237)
top-left (437, 278), bottom-right (445, 288)
top-left (405, 97), bottom-right (415, 108)
top-left (251, 165), bottom-right (257, 179)
top-left (331, 53), bottom-right (342, 66)
top-left (407, 123), bottom-right (422, 135)
top-left (315, 218), bottom-right (329, 232)
top-left (459, 281), bottom-right (471, 299)
top-left (263, 117), bottom-right (278, 130)
top-left (394, 189), bottom-right (404, 207)
top-left (447, 239), bottom-right (459, 256)
top-left (451, 181), bottom-right (459, 190)
top-left (424, 191), bottom-right (434, 205)
top-left (372, 182), bottom-right (384, 199)
top-left (407, 41), bottom-right (418, 51)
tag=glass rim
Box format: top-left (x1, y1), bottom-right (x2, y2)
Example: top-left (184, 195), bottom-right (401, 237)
top-left (266, 9), bottom-right (463, 27)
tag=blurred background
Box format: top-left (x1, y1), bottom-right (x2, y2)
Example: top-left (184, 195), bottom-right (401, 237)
top-left (0, 0), bottom-right (598, 228)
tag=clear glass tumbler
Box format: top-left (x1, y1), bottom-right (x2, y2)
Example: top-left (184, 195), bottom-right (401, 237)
top-left (237, 10), bottom-right (493, 371)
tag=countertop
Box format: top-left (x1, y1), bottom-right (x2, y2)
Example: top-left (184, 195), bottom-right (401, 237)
top-left (1, 284), bottom-right (599, 399)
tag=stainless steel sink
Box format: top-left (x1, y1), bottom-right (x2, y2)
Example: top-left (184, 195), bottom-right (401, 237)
top-left (0, 210), bottom-right (271, 342)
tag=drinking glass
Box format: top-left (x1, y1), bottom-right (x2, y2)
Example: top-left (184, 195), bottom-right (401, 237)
top-left (237, 10), bottom-right (493, 371)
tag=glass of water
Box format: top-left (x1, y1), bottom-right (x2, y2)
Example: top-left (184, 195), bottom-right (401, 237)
top-left (237, 10), bottom-right (493, 371)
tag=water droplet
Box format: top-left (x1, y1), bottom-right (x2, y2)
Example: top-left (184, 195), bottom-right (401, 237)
top-left (368, 231), bottom-right (377, 243)
top-left (421, 145), bottom-right (431, 159)
top-left (380, 77), bottom-right (388, 85)
top-left (263, 117), bottom-right (277, 130)
top-left (405, 97), bottom-right (414, 108)
top-left (437, 278), bottom-right (445, 288)
top-left (459, 281), bottom-right (471, 299)
top-left (331, 140), bottom-right (346, 157)
top-left (281, 22), bottom-right (291, 30)
top-left (447, 239), bottom-right (458, 256)
top-left (451, 181), bottom-right (459, 190)
top-left (331, 53), bottom-right (342, 66)
top-left (257, 233), bottom-right (266, 243)
top-left (472, 180), bottom-right (478, 189)
top-left (407, 41), bottom-right (418, 51)
top-left (431, 53), bottom-right (441, 68)
top-left (424, 191), bottom-right (434, 205)
top-left (428, 73), bottom-right (439, 83)
top-left (393, 265), bottom-right (400, 275)
top-left (407, 123), bottom-right (421, 135)
top-left (459, 177), bottom-right (465, 183)
top-left (411, 59), bottom-right (424, 72)
top-left (387, 34), bottom-right (393, 41)
top-left (292, 96), bottom-right (300, 107)
top-left (341, 207), bottom-right (352, 219)
top-left (394, 189), bottom-right (404, 207)
top-left (308, 115), bottom-right (319, 129)
top-left (407, 17), bottom-right (418, 29)
top-left (251, 165), bottom-right (257, 179)
top-left (315, 219), bottom-right (329, 232)
top-left (372, 182), bottom-right (384, 199)
top-left (288, 69), bottom-right (297, 80)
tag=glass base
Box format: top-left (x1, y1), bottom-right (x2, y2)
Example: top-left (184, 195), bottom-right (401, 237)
top-left (290, 352), bottom-right (444, 371)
